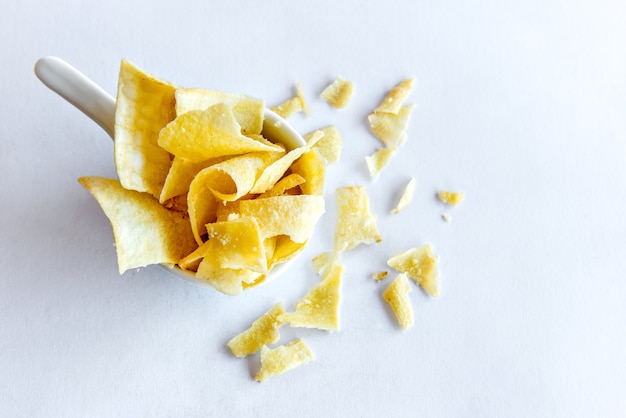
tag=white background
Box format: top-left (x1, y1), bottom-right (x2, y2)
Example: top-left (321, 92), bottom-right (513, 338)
top-left (2, 0), bottom-right (625, 416)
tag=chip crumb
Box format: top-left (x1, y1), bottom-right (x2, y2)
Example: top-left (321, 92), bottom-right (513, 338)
top-left (387, 244), bottom-right (439, 296)
top-left (227, 303), bottom-right (286, 358)
top-left (372, 271), bottom-right (389, 281)
top-left (442, 214), bottom-right (452, 222)
top-left (365, 147), bottom-right (397, 180)
top-left (382, 273), bottom-right (414, 329)
top-left (255, 338), bottom-right (314, 383)
top-left (438, 190), bottom-right (464, 206)
top-left (320, 76), bottom-right (354, 109)
top-left (391, 178), bottom-right (416, 214)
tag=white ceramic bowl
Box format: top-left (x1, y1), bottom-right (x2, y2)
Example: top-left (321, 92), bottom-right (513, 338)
top-left (34, 56), bottom-right (306, 287)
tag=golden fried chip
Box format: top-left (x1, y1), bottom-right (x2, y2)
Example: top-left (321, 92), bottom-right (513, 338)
top-left (279, 262), bottom-right (343, 331)
top-left (267, 236), bottom-right (307, 270)
top-left (334, 186), bottom-right (382, 252)
top-left (382, 273), bottom-right (414, 329)
top-left (237, 195), bottom-right (325, 243)
top-left (387, 244), bottom-right (439, 296)
top-left (372, 271), bottom-right (389, 281)
top-left (320, 76), bottom-right (354, 109)
top-left (175, 88), bottom-right (265, 135)
top-left (438, 190), bottom-right (465, 206)
top-left (114, 59), bottom-right (176, 199)
top-left (255, 339), bottom-right (314, 383)
top-left (157, 104), bottom-right (282, 161)
top-left (257, 173), bottom-right (306, 199)
top-left (375, 78), bottom-right (415, 114)
top-left (368, 104), bottom-right (415, 148)
top-left (159, 156), bottom-right (223, 204)
top-left (270, 82), bottom-right (310, 118)
top-left (305, 126), bottom-right (342, 164)
top-left (290, 148), bottom-right (326, 196)
top-left (392, 177), bottom-right (416, 214)
top-left (250, 131), bottom-right (323, 194)
top-left (227, 303), bottom-right (285, 358)
top-left (78, 176), bottom-right (197, 274)
top-left (187, 170), bottom-right (220, 244)
top-left (365, 146), bottom-right (397, 180)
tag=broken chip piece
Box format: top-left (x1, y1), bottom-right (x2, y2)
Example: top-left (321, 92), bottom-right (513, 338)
top-left (227, 303), bottom-right (286, 358)
top-left (438, 190), bottom-right (465, 206)
top-left (270, 82), bottom-right (310, 118)
top-left (387, 244), bottom-right (439, 296)
top-left (305, 126), bottom-right (342, 165)
top-left (320, 76), bottom-right (354, 109)
top-left (374, 78), bottom-right (415, 114)
top-left (391, 178), bottom-right (416, 214)
top-left (255, 338), bottom-right (314, 383)
top-left (334, 186), bottom-right (382, 252)
top-left (383, 273), bottom-right (414, 329)
top-left (365, 146), bottom-right (397, 180)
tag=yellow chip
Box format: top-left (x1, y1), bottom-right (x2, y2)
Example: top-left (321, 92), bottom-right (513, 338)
top-left (368, 104), bottom-right (415, 148)
top-left (269, 82), bottom-right (311, 118)
top-left (267, 235), bottom-right (307, 270)
top-left (187, 169), bottom-right (223, 244)
top-left (255, 338), bottom-right (314, 383)
top-left (382, 273), bottom-right (414, 329)
top-left (372, 271), bottom-right (389, 281)
top-left (114, 59), bottom-right (176, 199)
top-left (279, 262), bottom-right (343, 331)
top-left (375, 78), bottom-right (415, 114)
top-left (438, 190), bottom-right (465, 206)
top-left (290, 148), bottom-right (326, 196)
top-left (78, 176), bottom-right (197, 274)
top-left (227, 303), bottom-right (285, 358)
top-left (320, 76), bottom-right (354, 109)
top-left (159, 156), bottom-right (223, 204)
top-left (387, 244), bottom-right (439, 296)
top-left (257, 173), bottom-right (306, 199)
top-left (365, 146), bottom-right (397, 180)
top-left (305, 126), bottom-right (342, 164)
top-left (237, 195), bottom-right (325, 243)
top-left (391, 177), bottom-right (416, 214)
top-left (334, 186), bottom-right (382, 252)
top-left (175, 88), bottom-right (265, 135)
top-left (157, 103), bottom-right (282, 161)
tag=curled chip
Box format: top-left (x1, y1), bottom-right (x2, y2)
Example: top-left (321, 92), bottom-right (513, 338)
top-left (391, 178), bottom-right (416, 214)
top-left (114, 59), bottom-right (176, 199)
top-left (365, 146), bottom-right (397, 180)
top-left (227, 303), bottom-right (285, 358)
top-left (255, 339), bottom-right (314, 383)
top-left (388, 244), bottom-right (440, 296)
top-left (320, 76), bottom-right (354, 109)
top-left (279, 261), bottom-right (343, 331)
top-left (382, 273), bottom-right (414, 329)
top-left (305, 126), bottom-right (342, 165)
top-left (78, 176), bottom-right (197, 274)
top-left (374, 78), bottom-right (415, 114)
top-left (159, 156), bottom-right (221, 204)
top-left (290, 148), bottom-right (326, 196)
top-left (368, 104), bottom-right (415, 148)
top-left (334, 186), bottom-right (382, 252)
top-left (270, 82), bottom-right (310, 118)
top-left (438, 190), bottom-right (465, 206)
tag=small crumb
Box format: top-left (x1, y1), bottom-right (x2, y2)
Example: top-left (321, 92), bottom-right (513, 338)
top-left (438, 190), bottom-right (464, 206)
top-left (372, 271), bottom-right (389, 281)
top-left (442, 214), bottom-right (452, 222)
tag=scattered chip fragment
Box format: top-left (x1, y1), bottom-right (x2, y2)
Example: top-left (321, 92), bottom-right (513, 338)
top-left (438, 190), bottom-right (465, 206)
top-left (382, 273), bottom-right (414, 329)
top-left (227, 303), bottom-right (286, 358)
top-left (374, 78), bottom-right (415, 114)
top-left (320, 76), bottom-right (354, 109)
top-left (334, 186), bottom-right (382, 252)
top-left (391, 178), bottom-right (416, 214)
top-left (255, 338), bottom-right (315, 383)
top-left (387, 244), bottom-right (440, 296)
top-left (305, 126), bottom-right (342, 164)
top-left (368, 104), bottom-right (415, 148)
top-left (270, 82), bottom-right (310, 118)
top-left (442, 214), bottom-right (452, 222)
top-left (365, 147), bottom-right (397, 180)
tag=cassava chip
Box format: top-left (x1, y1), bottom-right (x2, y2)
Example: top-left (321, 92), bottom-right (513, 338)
top-left (187, 171), bottom-right (220, 244)
top-left (237, 195), bottom-right (325, 243)
top-left (387, 244), bottom-right (439, 296)
top-left (305, 126), bottom-right (342, 164)
top-left (392, 178), bottom-right (416, 214)
top-left (159, 156), bottom-right (223, 204)
top-left (289, 148), bottom-right (326, 196)
top-left (375, 78), bottom-right (415, 114)
top-left (279, 262), bottom-right (343, 331)
top-left (255, 339), bottom-right (314, 383)
top-left (334, 186), bottom-right (382, 252)
top-left (257, 173), bottom-right (306, 199)
top-left (382, 273), bottom-right (414, 329)
top-left (157, 103), bottom-right (282, 161)
top-left (365, 146), bottom-right (397, 180)
top-left (114, 59), bottom-right (176, 199)
top-left (270, 82), bottom-right (310, 118)
top-left (368, 104), bottom-right (415, 148)
top-left (267, 236), bottom-right (307, 270)
top-left (78, 176), bottom-right (197, 274)
top-left (227, 303), bottom-right (285, 357)
top-left (175, 88), bottom-right (265, 135)
top-left (320, 76), bottom-right (354, 109)
top-left (438, 190), bottom-right (465, 206)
